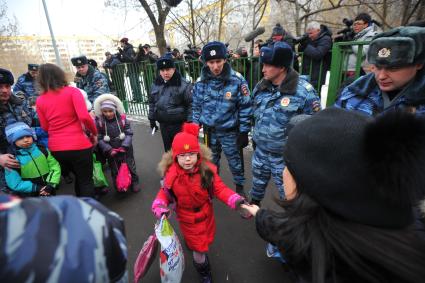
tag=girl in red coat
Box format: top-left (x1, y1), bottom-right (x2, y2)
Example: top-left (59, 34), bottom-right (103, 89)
top-left (152, 123), bottom-right (245, 283)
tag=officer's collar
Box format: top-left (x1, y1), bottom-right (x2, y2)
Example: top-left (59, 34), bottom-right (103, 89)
top-left (201, 62), bottom-right (232, 82)
top-left (0, 94), bottom-right (24, 113)
top-left (257, 68), bottom-right (299, 95)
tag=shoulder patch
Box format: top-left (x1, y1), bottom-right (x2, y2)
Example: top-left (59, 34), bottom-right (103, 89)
top-left (235, 71), bottom-right (244, 79)
top-left (304, 82), bottom-right (314, 92)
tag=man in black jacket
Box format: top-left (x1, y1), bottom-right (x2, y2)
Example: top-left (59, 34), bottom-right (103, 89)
top-left (298, 21), bottom-right (333, 90)
top-left (148, 53), bottom-right (193, 151)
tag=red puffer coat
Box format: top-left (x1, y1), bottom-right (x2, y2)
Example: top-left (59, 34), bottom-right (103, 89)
top-left (153, 159), bottom-right (239, 252)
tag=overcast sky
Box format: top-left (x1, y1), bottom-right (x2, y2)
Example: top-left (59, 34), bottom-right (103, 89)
top-left (7, 0), bottom-right (151, 41)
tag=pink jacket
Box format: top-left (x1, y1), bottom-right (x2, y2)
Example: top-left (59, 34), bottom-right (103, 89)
top-left (36, 86), bottom-right (97, 151)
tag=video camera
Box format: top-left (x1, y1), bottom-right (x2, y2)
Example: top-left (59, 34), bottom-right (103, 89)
top-left (183, 44), bottom-right (200, 60)
top-left (335, 18), bottom-right (355, 42)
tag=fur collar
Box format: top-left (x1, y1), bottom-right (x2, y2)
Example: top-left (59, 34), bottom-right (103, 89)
top-left (347, 68), bottom-right (425, 105)
top-left (257, 68), bottom-right (300, 95)
top-left (154, 70), bottom-right (182, 86)
top-left (157, 143), bottom-right (212, 177)
top-left (0, 94), bottom-right (24, 113)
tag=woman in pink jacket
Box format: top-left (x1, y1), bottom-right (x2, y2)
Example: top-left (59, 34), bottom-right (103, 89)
top-left (36, 63), bottom-right (98, 197)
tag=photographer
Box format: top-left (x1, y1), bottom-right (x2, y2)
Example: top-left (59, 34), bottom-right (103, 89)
top-left (346, 13), bottom-right (381, 76)
top-left (298, 21), bottom-right (332, 90)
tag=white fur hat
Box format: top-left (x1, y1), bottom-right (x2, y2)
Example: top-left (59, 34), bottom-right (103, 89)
top-left (93, 93), bottom-right (125, 117)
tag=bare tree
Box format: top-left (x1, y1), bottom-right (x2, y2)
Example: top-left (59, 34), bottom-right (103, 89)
top-left (0, 0), bottom-right (19, 36)
top-left (105, 0), bottom-right (170, 55)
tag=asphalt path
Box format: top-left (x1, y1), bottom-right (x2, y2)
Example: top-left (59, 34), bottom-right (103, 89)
top-left (59, 120), bottom-right (293, 283)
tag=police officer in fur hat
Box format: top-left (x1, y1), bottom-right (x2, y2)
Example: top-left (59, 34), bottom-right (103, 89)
top-left (0, 68), bottom-right (32, 191)
top-left (148, 53), bottom-right (193, 151)
top-left (71, 55), bottom-right (110, 104)
top-left (249, 41), bottom-right (320, 206)
top-left (13, 64), bottom-right (39, 98)
top-left (192, 41), bottom-right (252, 196)
top-left (336, 26), bottom-right (425, 116)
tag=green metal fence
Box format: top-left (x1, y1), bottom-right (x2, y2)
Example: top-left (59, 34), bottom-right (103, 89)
top-left (106, 41), bottom-right (368, 116)
top-left (326, 41), bottom-right (370, 106)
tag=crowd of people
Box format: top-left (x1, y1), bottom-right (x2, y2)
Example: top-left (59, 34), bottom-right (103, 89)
top-left (1, 15), bottom-right (425, 283)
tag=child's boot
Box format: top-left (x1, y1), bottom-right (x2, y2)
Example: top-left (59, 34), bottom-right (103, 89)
top-left (193, 255), bottom-right (212, 283)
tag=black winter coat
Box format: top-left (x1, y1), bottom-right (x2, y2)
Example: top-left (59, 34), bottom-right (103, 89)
top-left (148, 71), bottom-right (192, 124)
top-left (298, 25), bottom-right (332, 89)
top-left (118, 44), bottom-right (135, 63)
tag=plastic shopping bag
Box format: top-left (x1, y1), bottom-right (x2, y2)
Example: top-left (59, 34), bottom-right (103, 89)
top-left (155, 215), bottom-right (184, 283)
top-left (116, 162), bottom-right (132, 192)
top-left (134, 233), bottom-right (158, 283)
top-left (93, 154), bottom-right (109, 187)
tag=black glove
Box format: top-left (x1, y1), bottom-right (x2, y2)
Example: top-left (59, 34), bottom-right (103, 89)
top-left (149, 120), bottom-right (158, 131)
top-left (237, 132), bottom-right (249, 148)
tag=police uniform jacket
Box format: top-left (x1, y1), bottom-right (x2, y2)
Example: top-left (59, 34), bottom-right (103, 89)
top-left (75, 65), bottom-right (110, 103)
top-left (192, 63), bottom-right (252, 133)
top-left (335, 68), bottom-right (425, 116)
top-left (13, 73), bottom-right (38, 97)
top-left (0, 95), bottom-right (32, 153)
top-left (0, 194), bottom-right (127, 282)
top-left (252, 69), bottom-right (320, 153)
top-left (148, 71), bottom-right (192, 124)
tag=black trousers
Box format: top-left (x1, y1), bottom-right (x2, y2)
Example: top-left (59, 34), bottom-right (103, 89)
top-left (160, 123), bottom-right (183, 152)
top-left (51, 148), bottom-right (94, 197)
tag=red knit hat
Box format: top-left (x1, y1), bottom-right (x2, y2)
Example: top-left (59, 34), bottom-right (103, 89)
top-left (172, 123), bottom-right (200, 159)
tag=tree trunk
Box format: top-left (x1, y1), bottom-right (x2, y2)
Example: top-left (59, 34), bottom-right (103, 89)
top-left (218, 0), bottom-right (225, 41)
top-left (190, 0), bottom-right (196, 45)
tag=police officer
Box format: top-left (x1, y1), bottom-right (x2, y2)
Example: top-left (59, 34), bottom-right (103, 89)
top-left (192, 41), bottom-right (252, 196)
top-left (13, 64), bottom-right (39, 98)
top-left (149, 53), bottom-right (192, 152)
top-left (250, 42), bottom-right (320, 206)
top-left (0, 68), bottom-right (32, 191)
top-left (336, 26), bottom-right (425, 116)
top-left (71, 55), bottom-right (110, 104)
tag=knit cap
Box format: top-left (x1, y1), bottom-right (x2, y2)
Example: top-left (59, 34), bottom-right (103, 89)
top-left (101, 100), bottom-right (117, 111)
top-left (172, 123), bottom-right (200, 160)
top-left (5, 122), bottom-right (35, 144)
top-left (284, 108), bottom-right (425, 229)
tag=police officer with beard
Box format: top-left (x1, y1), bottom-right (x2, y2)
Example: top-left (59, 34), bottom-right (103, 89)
top-left (192, 41), bottom-right (252, 196)
top-left (71, 55), bottom-right (110, 104)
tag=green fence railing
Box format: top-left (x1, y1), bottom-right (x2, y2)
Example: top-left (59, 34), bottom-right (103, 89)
top-left (326, 41), bottom-right (370, 106)
top-left (106, 41), bottom-right (369, 116)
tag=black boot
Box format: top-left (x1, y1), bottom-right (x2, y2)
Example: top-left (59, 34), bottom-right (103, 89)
top-left (235, 184), bottom-right (246, 198)
top-left (193, 255), bottom-right (212, 283)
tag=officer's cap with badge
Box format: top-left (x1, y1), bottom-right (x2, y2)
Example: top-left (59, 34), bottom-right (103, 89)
top-left (71, 55), bottom-right (88, 67)
top-left (28, 64), bottom-right (39, 71)
top-left (0, 68), bottom-right (14, 85)
top-left (367, 26), bottom-right (425, 68)
top-left (201, 41), bottom-right (227, 62)
top-left (260, 41), bottom-right (293, 69)
top-left (157, 52), bottom-right (176, 70)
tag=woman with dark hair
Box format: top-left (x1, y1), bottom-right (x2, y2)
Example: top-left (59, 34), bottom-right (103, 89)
top-left (242, 108), bottom-right (425, 283)
top-left (36, 63), bottom-right (97, 197)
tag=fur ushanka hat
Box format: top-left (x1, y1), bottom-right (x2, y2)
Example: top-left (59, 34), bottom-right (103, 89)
top-left (284, 108), bottom-right (425, 229)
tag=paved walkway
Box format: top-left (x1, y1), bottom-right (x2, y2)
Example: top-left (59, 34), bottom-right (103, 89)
top-left (60, 120), bottom-right (293, 282)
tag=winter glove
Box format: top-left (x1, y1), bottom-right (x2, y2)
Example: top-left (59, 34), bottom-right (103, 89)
top-left (39, 185), bottom-right (54, 196)
top-left (152, 199), bottom-right (170, 219)
top-left (237, 132), bottom-right (249, 148)
top-left (117, 147), bottom-right (127, 153)
top-left (227, 193), bottom-right (245, 210)
top-left (149, 120), bottom-right (159, 131)
top-left (110, 149), bottom-right (119, 157)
